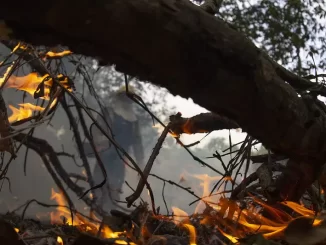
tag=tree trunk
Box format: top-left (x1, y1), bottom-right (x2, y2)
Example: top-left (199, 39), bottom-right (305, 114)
top-left (1, 0), bottom-right (326, 201)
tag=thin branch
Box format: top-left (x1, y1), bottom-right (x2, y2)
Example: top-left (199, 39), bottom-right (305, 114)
top-left (126, 123), bottom-right (170, 207)
top-left (169, 112), bottom-right (239, 136)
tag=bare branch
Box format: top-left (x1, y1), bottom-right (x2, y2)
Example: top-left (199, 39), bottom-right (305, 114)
top-left (169, 112), bottom-right (239, 136)
top-left (126, 123), bottom-right (170, 207)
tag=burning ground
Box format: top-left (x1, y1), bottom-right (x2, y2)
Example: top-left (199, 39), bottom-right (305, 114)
top-left (2, 179), bottom-right (326, 245)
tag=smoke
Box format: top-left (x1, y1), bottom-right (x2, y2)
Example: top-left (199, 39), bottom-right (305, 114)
top-left (0, 43), bottom-right (237, 221)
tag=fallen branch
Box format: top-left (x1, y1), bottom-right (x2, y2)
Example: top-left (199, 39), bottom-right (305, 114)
top-left (169, 112), bottom-right (239, 135)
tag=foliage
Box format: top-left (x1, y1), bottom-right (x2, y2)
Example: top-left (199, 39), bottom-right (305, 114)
top-left (195, 0), bottom-right (326, 75)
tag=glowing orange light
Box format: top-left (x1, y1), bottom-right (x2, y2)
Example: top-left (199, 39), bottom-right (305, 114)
top-left (57, 236), bottom-right (63, 245)
top-left (11, 42), bottom-right (27, 53)
top-left (183, 224), bottom-right (197, 245)
top-left (46, 50), bottom-right (72, 58)
top-left (167, 172), bottom-right (326, 243)
top-left (8, 103), bottom-right (45, 123)
top-left (0, 62), bottom-right (71, 123)
top-left (50, 188), bottom-right (132, 242)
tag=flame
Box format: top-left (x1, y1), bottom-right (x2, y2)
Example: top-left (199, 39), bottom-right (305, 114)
top-left (0, 61), bottom-right (71, 123)
top-left (14, 227), bottom-right (19, 233)
top-left (57, 236), bottom-right (63, 245)
top-left (152, 123), bottom-right (179, 138)
top-left (11, 42), bottom-right (28, 53)
top-left (167, 173), bottom-right (326, 244)
top-left (183, 224), bottom-right (197, 245)
top-left (8, 103), bottom-right (45, 123)
top-left (192, 173), bottom-right (224, 213)
top-left (50, 188), bottom-right (135, 243)
top-left (0, 72), bottom-right (70, 99)
top-left (172, 206), bottom-right (189, 224)
top-left (46, 50), bottom-right (72, 58)
top-left (171, 206), bottom-right (197, 245)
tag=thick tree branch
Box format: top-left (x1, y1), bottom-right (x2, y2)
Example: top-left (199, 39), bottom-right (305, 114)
top-left (200, 0), bottom-right (223, 15)
top-left (1, 0), bottom-right (326, 201)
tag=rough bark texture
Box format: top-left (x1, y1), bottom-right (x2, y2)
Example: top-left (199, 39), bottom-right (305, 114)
top-left (169, 112), bottom-right (239, 135)
top-left (0, 0), bottom-right (326, 201)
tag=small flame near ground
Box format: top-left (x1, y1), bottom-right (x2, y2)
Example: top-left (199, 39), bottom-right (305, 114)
top-left (50, 188), bottom-right (134, 244)
top-left (57, 236), bottom-right (64, 245)
top-left (47, 170), bottom-right (324, 245)
top-left (166, 172), bottom-right (324, 244)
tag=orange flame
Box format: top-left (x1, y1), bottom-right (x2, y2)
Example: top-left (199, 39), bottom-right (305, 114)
top-left (168, 173), bottom-right (325, 244)
top-left (50, 188), bottom-right (135, 244)
top-left (183, 224), bottom-right (197, 245)
top-left (0, 61), bottom-right (71, 123)
top-left (171, 206), bottom-right (197, 245)
top-left (8, 103), bottom-right (45, 123)
top-left (46, 50), bottom-right (72, 58)
top-left (0, 72), bottom-right (69, 99)
top-left (57, 236), bottom-right (64, 245)
top-left (11, 42), bottom-right (28, 53)
top-left (152, 124), bottom-right (179, 138)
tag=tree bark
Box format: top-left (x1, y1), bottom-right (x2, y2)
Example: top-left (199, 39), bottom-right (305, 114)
top-left (1, 0), bottom-right (326, 201)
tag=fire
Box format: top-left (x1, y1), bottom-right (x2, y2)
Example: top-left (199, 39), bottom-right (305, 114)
top-left (0, 59), bottom-right (71, 123)
top-left (46, 50), bottom-right (72, 58)
top-left (0, 71), bottom-right (69, 100)
top-left (183, 224), bottom-right (197, 245)
top-left (152, 123), bottom-right (179, 138)
top-left (167, 172), bottom-right (326, 244)
top-left (11, 42), bottom-right (28, 53)
top-left (57, 236), bottom-right (63, 245)
top-left (50, 188), bottom-right (135, 244)
top-left (8, 103), bottom-right (45, 122)
top-left (171, 206), bottom-right (197, 245)
top-left (38, 176), bottom-right (326, 245)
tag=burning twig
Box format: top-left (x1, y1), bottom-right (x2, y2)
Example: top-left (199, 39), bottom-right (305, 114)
top-left (169, 112), bottom-right (239, 136)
